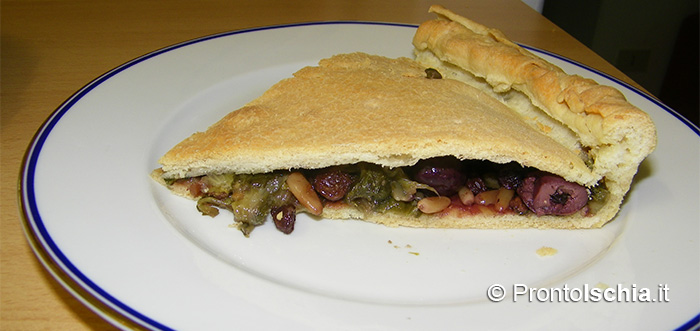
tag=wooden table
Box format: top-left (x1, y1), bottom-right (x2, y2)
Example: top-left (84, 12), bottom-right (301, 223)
top-left (1, 1), bottom-right (646, 329)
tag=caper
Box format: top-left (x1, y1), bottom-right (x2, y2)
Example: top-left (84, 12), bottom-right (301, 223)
top-left (425, 68), bottom-right (442, 79)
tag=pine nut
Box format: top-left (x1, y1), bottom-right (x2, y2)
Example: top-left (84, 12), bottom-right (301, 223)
top-left (286, 172), bottom-right (323, 216)
top-left (417, 196), bottom-right (451, 214)
top-left (458, 186), bottom-right (475, 205)
top-left (475, 189), bottom-right (499, 205)
top-left (495, 188), bottom-right (515, 212)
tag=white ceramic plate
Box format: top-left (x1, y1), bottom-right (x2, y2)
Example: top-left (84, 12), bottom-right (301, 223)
top-left (20, 22), bottom-right (700, 331)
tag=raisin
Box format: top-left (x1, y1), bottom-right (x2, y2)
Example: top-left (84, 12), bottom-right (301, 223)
top-left (509, 196), bottom-right (529, 215)
top-left (498, 163), bottom-right (524, 189)
top-left (312, 169), bottom-right (354, 201)
top-left (271, 205), bottom-right (296, 234)
top-left (465, 177), bottom-right (488, 195)
top-left (174, 177), bottom-right (207, 198)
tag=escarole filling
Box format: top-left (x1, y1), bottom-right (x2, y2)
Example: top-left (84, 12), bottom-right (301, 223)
top-left (165, 157), bottom-right (608, 236)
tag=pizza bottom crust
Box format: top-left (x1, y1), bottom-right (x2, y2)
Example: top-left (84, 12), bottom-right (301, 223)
top-left (321, 201), bottom-right (610, 230)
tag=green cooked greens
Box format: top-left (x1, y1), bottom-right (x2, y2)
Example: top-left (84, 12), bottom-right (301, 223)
top-left (196, 172), bottom-right (296, 236)
top-left (188, 163), bottom-right (429, 235)
top-left (167, 157), bottom-right (605, 236)
top-left (345, 164), bottom-right (422, 216)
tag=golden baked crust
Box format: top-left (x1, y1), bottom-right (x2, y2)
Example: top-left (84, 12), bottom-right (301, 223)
top-left (159, 52), bottom-right (594, 185)
top-left (412, 5), bottom-right (656, 226)
top-left (154, 8), bottom-right (657, 231)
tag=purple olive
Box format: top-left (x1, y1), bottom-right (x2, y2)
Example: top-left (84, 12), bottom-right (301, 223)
top-left (517, 172), bottom-right (588, 216)
top-left (413, 157), bottom-right (466, 196)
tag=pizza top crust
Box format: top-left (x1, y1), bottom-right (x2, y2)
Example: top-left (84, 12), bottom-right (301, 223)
top-left (159, 52), bottom-right (597, 186)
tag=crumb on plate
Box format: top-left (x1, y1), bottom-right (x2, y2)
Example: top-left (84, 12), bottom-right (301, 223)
top-left (536, 246), bottom-right (558, 256)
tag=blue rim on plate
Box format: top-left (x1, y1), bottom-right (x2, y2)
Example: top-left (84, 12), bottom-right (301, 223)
top-left (18, 21), bottom-right (700, 330)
